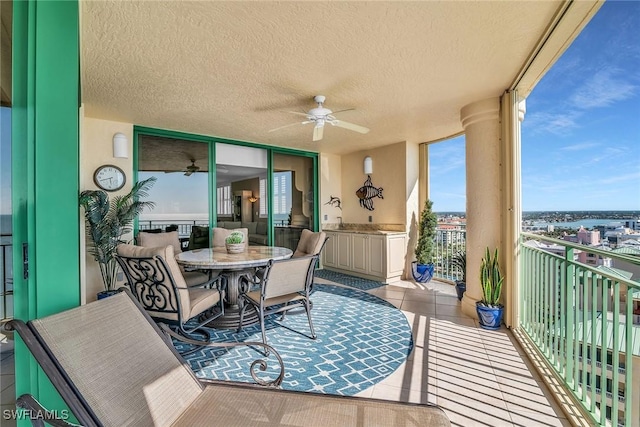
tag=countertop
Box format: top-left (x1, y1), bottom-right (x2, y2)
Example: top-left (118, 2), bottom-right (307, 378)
top-left (323, 228), bottom-right (406, 235)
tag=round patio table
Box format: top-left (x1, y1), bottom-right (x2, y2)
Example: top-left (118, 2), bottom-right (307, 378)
top-left (175, 246), bottom-right (293, 329)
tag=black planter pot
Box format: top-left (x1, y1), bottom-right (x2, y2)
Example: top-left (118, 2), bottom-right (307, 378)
top-left (476, 303), bottom-right (504, 330)
top-left (455, 281), bottom-right (466, 301)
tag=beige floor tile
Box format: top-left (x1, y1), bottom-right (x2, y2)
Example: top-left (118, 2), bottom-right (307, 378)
top-left (435, 294), bottom-right (461, 306)
top-left (371, 287), bottom-right (406, 300)
top-left (380, 298), bottom-right (403, 309)
top-left (353, 387), bottom-right (374, 398)
top-left (400, 299), bottom-right (436, 315)
top-left (508, 410), bottom-right (570, 427)
top-left (435, 303), bottom-right (465, 317)
top-left (370, 383), bottom-right (437, 405)
top-left (0, 383), bottom-right (14, 405)
top-left (403, 289), bottom-right (438, 303)
top-left (436, 388), bottom-right (514, 427)
top-left (376, 360), bottom-right (436, 392)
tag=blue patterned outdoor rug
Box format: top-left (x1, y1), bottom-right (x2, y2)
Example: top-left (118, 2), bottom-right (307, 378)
top-left (179, 284), bottom-right (413, 395)
top-left (314, 269), bottom-right (384, 291)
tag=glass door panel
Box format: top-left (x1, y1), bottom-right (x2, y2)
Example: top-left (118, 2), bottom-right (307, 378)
top-left (138, 136), bottom-right (210, 246)
top-left (272, 153), bottom-right (315, 251)
top-left (215, 143), bottom-right (267, 245)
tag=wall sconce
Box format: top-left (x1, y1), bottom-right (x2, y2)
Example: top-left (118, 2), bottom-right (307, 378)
top-left (112, 133), bottom-right (129, 158)
top-left (364, 156), bottom-right (373, 175)
top-left (248, 195), bottom-right (259, 203)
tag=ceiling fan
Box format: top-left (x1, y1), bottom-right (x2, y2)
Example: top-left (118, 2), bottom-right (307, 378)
top-left (182, 159), bottom-right (200, 176)
top-left (269, 95), bottom-right (369, 141)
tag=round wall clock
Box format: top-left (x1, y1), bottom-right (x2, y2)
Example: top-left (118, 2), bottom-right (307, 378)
top-left (93, 164), bottom-right (126, 192)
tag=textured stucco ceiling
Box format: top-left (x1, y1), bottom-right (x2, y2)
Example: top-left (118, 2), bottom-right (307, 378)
top-left (81, 1), bottom-right (563, 154)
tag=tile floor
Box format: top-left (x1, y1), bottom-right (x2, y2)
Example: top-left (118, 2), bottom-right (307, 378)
top-left (0, 278), bottom-right (569, 427)
top-left (338, 278), bottom-right (570, 427)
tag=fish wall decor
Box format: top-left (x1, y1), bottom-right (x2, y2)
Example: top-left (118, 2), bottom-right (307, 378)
top-left (356, 175), bottom-right (383, 211)
top-left (324, 195), bottom-right (342, 210)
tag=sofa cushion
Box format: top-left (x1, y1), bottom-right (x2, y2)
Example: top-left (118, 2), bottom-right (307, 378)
top-left (249, 234), bottom-right (268, 245)
top-left (256, 222), bottom-right (268, 235)
top-left (225, 222), bottom-right (242, 229)
top-left (242, 221), bottom-right (258, 235)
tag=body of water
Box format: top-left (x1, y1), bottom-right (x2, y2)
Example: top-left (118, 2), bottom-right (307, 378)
top-left (531, 219), bottom-right (625, 229)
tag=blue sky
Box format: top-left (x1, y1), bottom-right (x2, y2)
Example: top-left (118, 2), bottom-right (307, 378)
top-left (430, 1), bottom-right (640, 213)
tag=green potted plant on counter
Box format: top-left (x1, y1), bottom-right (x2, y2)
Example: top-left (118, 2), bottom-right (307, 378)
top-left (451, 251), bottom-right (466, 301)
top-left (79, 177), bottom-right (156, 299)
top-left (476, 247), bottom-right (504, 329)
top-left (411, 199), bottom-right (437, 283)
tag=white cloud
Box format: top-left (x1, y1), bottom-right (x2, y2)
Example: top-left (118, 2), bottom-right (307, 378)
top-left (598, 171), bottom-right (640, 185)
top-left (559, 142), bottom-right (600, 151)
top-left (570, 68), bottom-right (636, 109)
top-left (524, 111), bottom-right (579, 135)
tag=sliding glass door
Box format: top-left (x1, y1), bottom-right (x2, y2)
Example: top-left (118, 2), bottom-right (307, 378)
top-left (272, 152), bottom-right (316, 251)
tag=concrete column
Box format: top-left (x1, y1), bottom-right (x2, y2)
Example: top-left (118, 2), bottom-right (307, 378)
top-left (460, 97), bottom-right (502, 319)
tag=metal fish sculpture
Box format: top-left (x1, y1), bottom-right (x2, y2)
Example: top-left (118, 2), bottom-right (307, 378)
top-left (356, 175), bottom-right (383, 211)
top-left (324, 195), bottom-right (342, 210)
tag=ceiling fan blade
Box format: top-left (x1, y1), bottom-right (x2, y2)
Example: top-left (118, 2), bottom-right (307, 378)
top-left (313, 125), bottom-right (324, 142)
top-left (287, 111), bottom-right (311, 117)
top-left (184, 170), bottom-right (193, 176)
top-left (330, 108), bottom-right (355, 115)
top-left (268, 121), bottom-right (312, 133)
top-left (333, 120), bottom-right (370, 134)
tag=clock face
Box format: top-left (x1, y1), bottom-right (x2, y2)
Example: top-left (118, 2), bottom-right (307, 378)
top-left (93, 165), bottom-right (126, 191)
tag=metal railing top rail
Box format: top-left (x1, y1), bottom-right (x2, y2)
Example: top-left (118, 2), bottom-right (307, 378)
top-left (521, 232), bottom-right (640, 267)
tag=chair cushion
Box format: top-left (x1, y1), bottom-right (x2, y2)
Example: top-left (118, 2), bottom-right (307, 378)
top-left (138, 231), bottom-right (182, 254)
top-left (212, 227), bottom-right (248, 249)
top-left (182, 270), bottom-right (211, 287)
top-left (293, 229), bottom-right (327, 257)
top-left (188, 287), bottom-right (221, 319)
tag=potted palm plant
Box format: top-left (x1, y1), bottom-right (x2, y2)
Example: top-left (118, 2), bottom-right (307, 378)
top-left (79, 177), bottom-right (156, 299)
top-left (451, 251), bottom-right (466, 301)
top-left (411, 199), bottom-right (437, 283)
top-left (476, 247), bottom-right (504, 329)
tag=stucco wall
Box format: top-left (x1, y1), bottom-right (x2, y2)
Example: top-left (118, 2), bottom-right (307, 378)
top-left (80, 116), bottom-right (134, 303)
top-left (340, 142), bottom-right (407, 227)
top-left (320, 153), bottom-right (342, 227)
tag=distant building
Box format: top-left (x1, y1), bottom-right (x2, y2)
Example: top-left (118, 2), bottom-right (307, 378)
top-left (624, 219), bottom-right (640, 232)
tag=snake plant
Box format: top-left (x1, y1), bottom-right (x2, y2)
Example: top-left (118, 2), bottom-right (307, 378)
top-left (79, 177), bottom-right (156, 291)
top-left (479, 247), bottom-right (503, 307)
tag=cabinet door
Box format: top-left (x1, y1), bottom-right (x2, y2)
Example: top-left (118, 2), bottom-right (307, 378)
top-left (322, 232), bottom-right (337, 267)
top-left (367, 235), bottom-right (385, 276)
top-left (336, 233), bottom-right (352, 270)
top-left (387, 234), bottom-right (407, 277)
top-left (351, 234), bottom-right (368, 274)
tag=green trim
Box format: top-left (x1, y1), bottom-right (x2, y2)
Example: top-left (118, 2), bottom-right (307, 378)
top-left (12, 0), bottom-right (80, 422)
top-left (132, 126), bottom-right (320, 241)
top-left (267, 150), bottom-right (274, 245)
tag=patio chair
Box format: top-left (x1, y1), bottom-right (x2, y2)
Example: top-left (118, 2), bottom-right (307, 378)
top-left (292, 229), bottom-right (328, 257)
top-left (6, 290), bottom-right (451, 427)
top-left (137, 230), bottom-right (211, 287)
top-left (238, 255), bottom-right (318, 350)
top-left (115, 243), bottom-right (225, 343)
top-left (187, 225), bottom-right (210, 250)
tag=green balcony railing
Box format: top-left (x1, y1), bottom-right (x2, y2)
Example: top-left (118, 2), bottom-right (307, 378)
top-left (520, 233), bottom-right (640, 427)
top-left (434, 227), bottom-right (466, 282)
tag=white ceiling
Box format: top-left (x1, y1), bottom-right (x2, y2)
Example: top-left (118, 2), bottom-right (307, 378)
top-left (81, 1), bottom-right (566, 154)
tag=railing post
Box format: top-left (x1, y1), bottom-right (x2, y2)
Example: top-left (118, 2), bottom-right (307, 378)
top-left (565, 247), bottom-right (575, 388)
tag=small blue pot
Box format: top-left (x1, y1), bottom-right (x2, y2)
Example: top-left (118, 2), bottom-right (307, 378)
top-left (476, 304), bottom-right (504, 330)
top-left (97, 290), bottom-right (119, 300)
top-left (411, 262), bottom-right (434, 283)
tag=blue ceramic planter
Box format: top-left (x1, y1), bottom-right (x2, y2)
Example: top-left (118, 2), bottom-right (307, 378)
top-left (476, 304), bottom-right (504, 330)
top-left (97, 290), bottom-right (119, 300)
top-left (411, 262), bottom-right (434, 283)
